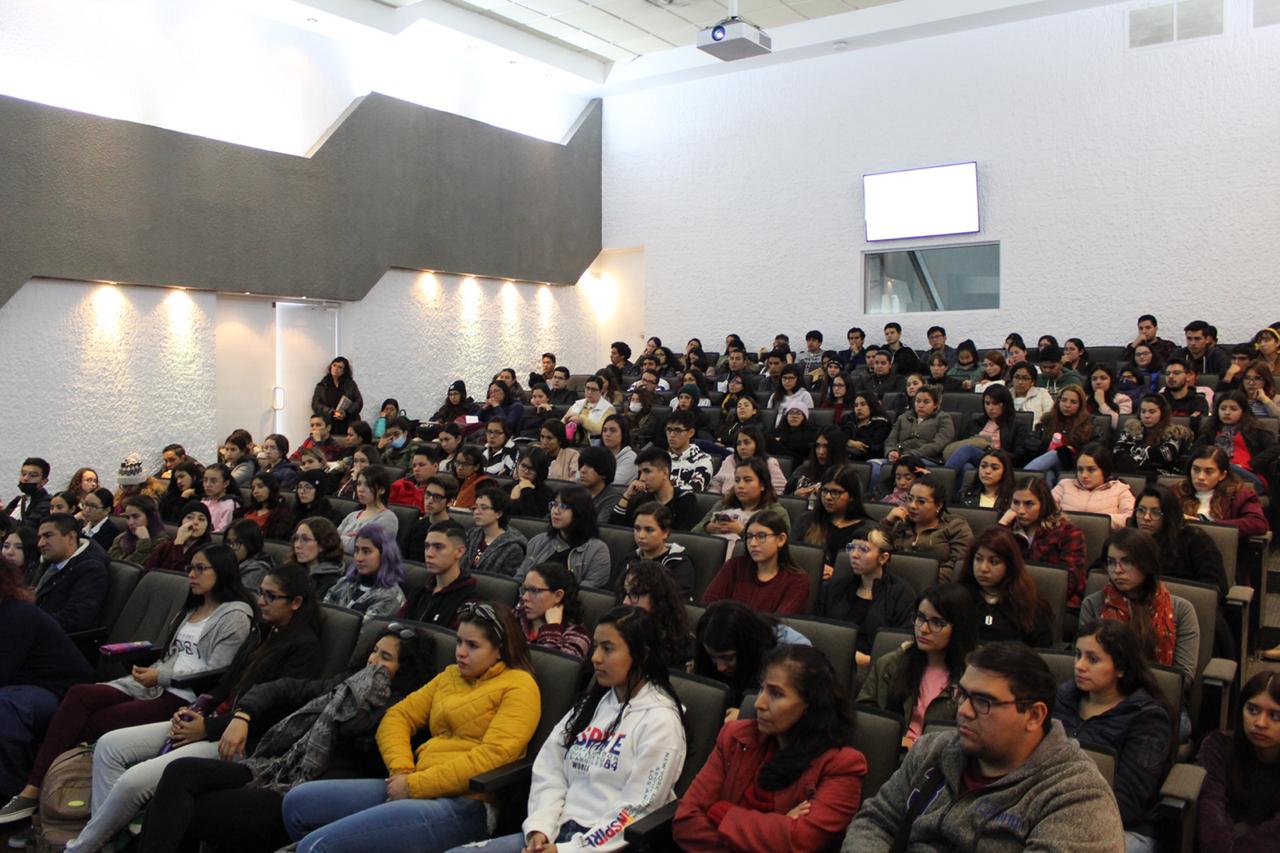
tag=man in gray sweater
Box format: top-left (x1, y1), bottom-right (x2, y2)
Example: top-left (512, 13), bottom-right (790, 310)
top-left (844, 642), bottom-right (1123, 852)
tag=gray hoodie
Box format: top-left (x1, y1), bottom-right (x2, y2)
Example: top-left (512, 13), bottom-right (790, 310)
top-left (843, 720), bottom-right (1123, 852)
top-left (463, 525), bottom-right (529, 577)
top-left (106, 599), bottom-right (255, 701)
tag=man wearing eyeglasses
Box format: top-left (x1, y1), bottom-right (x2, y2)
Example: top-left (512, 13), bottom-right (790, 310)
top-left (405, 520), bottom-right (479, 628)
top-left (844, 642), bottom-right (1122, 852)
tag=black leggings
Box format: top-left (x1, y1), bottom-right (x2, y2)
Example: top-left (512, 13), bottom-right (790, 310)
top-left (140, 757), bottom-right (287, 853)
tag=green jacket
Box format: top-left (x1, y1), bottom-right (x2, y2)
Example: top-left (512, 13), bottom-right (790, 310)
top-left (857, 642), bottom-right (959, 729)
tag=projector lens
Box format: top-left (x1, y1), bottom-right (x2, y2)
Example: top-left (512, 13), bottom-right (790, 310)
top-left (711, 25), bottom-right (725, 41)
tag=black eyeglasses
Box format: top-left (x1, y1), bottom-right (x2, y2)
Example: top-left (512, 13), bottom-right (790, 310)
top-left (951, 685), bottom-right (1031, 716)
top-left (257, 589), bottom-right (289, 604)
top-left (913, 612), bottom-right (949, 632)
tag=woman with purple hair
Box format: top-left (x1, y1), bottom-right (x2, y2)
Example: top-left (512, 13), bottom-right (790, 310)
top-left (321, 524), bottom-right (405, 622)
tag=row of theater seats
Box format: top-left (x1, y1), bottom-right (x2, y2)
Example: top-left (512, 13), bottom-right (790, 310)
top-left (70, 561), bottom-right (1209, 853)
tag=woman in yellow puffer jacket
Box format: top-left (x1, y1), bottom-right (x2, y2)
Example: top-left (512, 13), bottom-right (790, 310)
top-left (281, 603), bottom-right (541, 853)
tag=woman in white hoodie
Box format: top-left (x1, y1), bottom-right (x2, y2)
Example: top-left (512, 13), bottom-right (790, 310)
top-left (447, 605), bottom-right (687, 853)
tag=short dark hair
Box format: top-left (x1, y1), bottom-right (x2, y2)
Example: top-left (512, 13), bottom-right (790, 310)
top-left (21, 457), bottom-right (50, 479)
top-left (966, 641), bottom-right (1056, 728)
top-left (266, 433), bottom-right (290, 456)
top-left (541, 352), bottom-right (556, 363)
top-left (412, 444), bottom-right (446, 463)
top-left (765, 349), bottom-right (786, 363)
top-left (426, 519), bottom-right (467, 545)
top-left (666, 409), bottom-right (696, 431)
top-left (1039, 344), bottom-right (1063, 363)
top-left (426, 474), bottom-right (460, 500)
top-left (805, 330), bottom-right (823, 343)
top-left (552, 365), bottom-right (571, 378)
top-left (846, 326), bottom-right (864, 337)
top-left (635, 446), bottom-right (672, 472)
top-left (611, 341), bottom-right (632, 360)
top-left (474, 485), bottom-right (512, 526)
top-left (927, 326), bottom-right (946, 337)
top-left (578, 446), bottom-right (616, 485)
top-left (1138, 314), bottom-right (1158, 326)
top-left (162, 444), bottom-right (186, 456)
top-left (39, 513), bottom-right (80, 537)
top-left (1165, 357), bottom-right (1194, 374)
top-left (884, 322), bottom-right (902, 333)
top-left (88, 487), bottom-right (114, 509)
top-left (346, 420), bottom-right (374, 444)
top-left (1232, 342), bottom-right (1257, 357)
top-left (1183, 320), bottom-right (1210, 334)
top-left (632, 501), bottom-right (673, 530)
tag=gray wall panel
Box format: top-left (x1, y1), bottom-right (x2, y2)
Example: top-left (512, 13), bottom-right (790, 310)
top-left (0, 92), bottom-right (601, 309)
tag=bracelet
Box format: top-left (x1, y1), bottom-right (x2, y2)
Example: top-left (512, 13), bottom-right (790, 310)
top-left (232, 711), bottom-right (251, 723)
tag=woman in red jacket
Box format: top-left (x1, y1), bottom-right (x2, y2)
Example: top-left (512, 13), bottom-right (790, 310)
top-left (674, 644), bottom-right (867, 852)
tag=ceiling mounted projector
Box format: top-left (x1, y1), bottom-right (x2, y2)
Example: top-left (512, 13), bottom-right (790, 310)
top-left (697, 17), bottom-right (771, 61)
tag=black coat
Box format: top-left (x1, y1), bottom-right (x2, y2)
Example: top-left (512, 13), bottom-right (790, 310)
top-left (33, 539), bottom-right (110, 632)
top-left (816, 570), bottom-right (916, 655)
top-left (203, 620), bottom-right (325, 741)
top-left (4, 488), bottom-right (51, 529)
top-left (311, 376), bottom-right (364, 422)
top-left (967, 584), bottom-right (1053, 648)
top-left (406, 573), bottom-right (481, 628)
top-left (964, 413), bottom-right (1037, 466)
top-left (87, 518), bottom-right (123, 551)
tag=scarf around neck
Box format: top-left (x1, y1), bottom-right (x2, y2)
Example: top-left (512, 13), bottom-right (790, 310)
top-left (1101, 580), bottom-right (1176, 666)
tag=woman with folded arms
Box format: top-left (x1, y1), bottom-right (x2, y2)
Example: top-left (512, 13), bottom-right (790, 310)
top-left (675, 645), bottom-right (868, 853)
top-left (448, 606), bottom-right (686, 853)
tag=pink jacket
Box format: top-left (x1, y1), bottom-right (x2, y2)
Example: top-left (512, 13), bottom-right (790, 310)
top-left (711, 454), bottom-right (787, 497)
top-left (1051, 478), bottom-right (1135, 529)
top-left (674, 719), bottom-right (866, 853)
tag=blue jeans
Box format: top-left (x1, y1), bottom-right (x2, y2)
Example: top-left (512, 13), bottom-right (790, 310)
top-left (0, 685), bottom-right (61, 799)
top-left (1022, 449), bottom-right (1063, 485)
top-left (444, 822), bottom-right (590, 853)
top-left (944, 444), bottom-right (989, 497)
top-left (283, 778), bottom-right (488, 853)
top-left (1232, 464), bottom-right (1266, 494)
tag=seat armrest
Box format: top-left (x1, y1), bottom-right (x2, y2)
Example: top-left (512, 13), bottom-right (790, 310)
top-left (1201, 657), bottom-right (1236, 688)
top-left (67, 627), bottom-right (108, 644)
top-left (169, 667), bottom-right (230, 690)
top-left (1225, 585), bottom-right (1253, 608)
top-left (469, 758), bottom-right (533, 794)
top-left (623, 801), bottom-right (679, 851)
top-left (104, 648), bottom-right (165, 668)
top-left (1159, 763), bottom-right (1206, 805)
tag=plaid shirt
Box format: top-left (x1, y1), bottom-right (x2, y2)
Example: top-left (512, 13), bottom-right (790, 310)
top-left (1021, 518), bottom-right (1088, 608)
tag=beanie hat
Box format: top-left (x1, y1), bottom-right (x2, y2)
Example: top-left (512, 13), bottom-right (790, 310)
top-left (449, 380), bottom-right (467, 396)
top-left (297, 470), bottom-right (329, 497)
top-left (179, 500), bottom-right (213, 526)
top-left (117, 453), bottom-right (146, 486)
top-left (677, 383), bottom-right (701, 402)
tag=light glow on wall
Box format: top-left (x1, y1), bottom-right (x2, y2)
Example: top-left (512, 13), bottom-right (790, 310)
top-left (164, 288), bottom-right (196, 333)
top-left (577, 270), bottom-right (618, 324)
top-left (91, 284), bottom-right (125, 337)
top-left (458, 276), bottom-right (481, 322)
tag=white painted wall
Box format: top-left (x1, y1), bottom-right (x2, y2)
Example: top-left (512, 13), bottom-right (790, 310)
top-left (602, 0), bottom-right (1280, 351)
top-left (0, 279), bottom-right (217, 499)
top-left (214, 296), bottom-right (277, 446)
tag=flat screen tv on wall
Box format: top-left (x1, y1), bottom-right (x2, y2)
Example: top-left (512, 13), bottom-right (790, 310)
top-left (863, 161), bottom-right (980, 242)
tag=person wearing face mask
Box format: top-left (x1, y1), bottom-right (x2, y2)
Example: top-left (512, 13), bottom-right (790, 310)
top-left (379, 418), bottom-right (421, 471)
top-left (674, 645), bottom-right (867, 853)
top-left (77, 487), bottom-right (121, 551)
top-left (4, 458), bottom-right (52, 530)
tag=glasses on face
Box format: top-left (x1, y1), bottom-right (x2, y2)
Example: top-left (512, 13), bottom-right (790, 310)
top-left (743, 532), bottom-right (776, 544)
top-left (1244, 374), bottom-right (1263, 383)
top-left (1105, 556), bottom-right (1136, 572)
top-left (622, 588), bottom-right (649, 602)
top-left (454, 461), bottom-right (476, 471)
top-left (548, 500), bottom-right (569, 512)
top-left (425, 491), bottom-right (448, 502)
top-left (951, 684), bottom-right (1028, 716)
top-left (187, 563), bottom-right (214, 575)
top-left (225, 537), bottom-right (242, 548)
top-left (82, 502), bottom-right (105, 511)
top-left (257, 588), bottom-right (289, 604)
top-left (665, 425), bottom-right (691, 434)
top-left (1135, 506), bottom-right (1164, 519)
top-left (819, 487), bottom-right (847, 499)
top-left (486, 428), bottom-right (505, 436)
top-left (519, 585), bottom-right (550, 597)
top-left (914, 611), bottom-right (949, 632)
top-left (846, 541), bottom-right (875, 556)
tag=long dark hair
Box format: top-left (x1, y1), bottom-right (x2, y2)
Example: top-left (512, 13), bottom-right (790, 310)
top-left (1043, 384), bottom-right (1094, 447)
top-left (456, 602), bottom-right (533, 673)
top-left (722, 457), bottom-right (778, 512)
top-left (1133, 484), bottom-right (1190, 561)
top-left (120, 495), bottom-right (167, 550)
top-left (733, 424), bottom-right (773, 463)
top-left (967, 448), bottom-right (1016, 513)
top-left (226, 563), bottom-right (323, 703)
top-left (744, 509), bottom-right (802, 574)
top-left (1103, 528), bottom-right (1164, 661)
top-left (1228, 670), bottom-right (1280, 803)
top-left (806, 425), bottom-right (849, 474)
top-left (890, 584), bottom-right (978, 708)
top-left (227, 518), bottom-right (266, 563)
top-left (1087, 365), bottom-right (1121, 414)
top-left (183, 543), bottom-right (256, 613)
top-left (756, 645), bottom-right (857, 790)
top-left (1200, 390), bottom-right (1262, 441)
top-left (1, 526), bottom-right (39, 591)
top-left (802, 463), bottom-right (868, 548)
top-left (694, 600), bottom-right (778, 706)
top-left (1074, 619), bottom-right (1177, 761)
top-left (249, 471), bottom-right (284, 512)
top-left (376, 629), bottom-right (438, 699)
top-left (550, 484), bottom-right (599, 549)
top-left (562, 606), bottom-right (685, 748)
top-left (982, 384), bottom-right (1016, 428)
top-left (615, 560), bottom-right (691, 667)
top-left (957, 527), bottom-right (1050, 635)
top-left (526, 561), bottom-right (585, 625)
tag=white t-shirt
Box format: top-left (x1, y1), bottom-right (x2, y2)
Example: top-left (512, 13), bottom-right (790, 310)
top-left (167, 617), bottom-right (209, 702)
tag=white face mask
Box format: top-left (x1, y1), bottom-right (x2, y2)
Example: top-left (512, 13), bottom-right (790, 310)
top-left (629, 401), bottom-right (643, 414)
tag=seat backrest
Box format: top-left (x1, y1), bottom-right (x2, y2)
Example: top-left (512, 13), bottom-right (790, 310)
top-left (448, 508), bottom-right (476, 527)
top-left (1162, 578), bottom-right (1217, 678)
top-left (949, 506), bottom-right (998, 538)
top-left (1083, 569), bottom-right (1108, 601)
top-left (1091, 415), bottom-right (1114, 446)
top-left (864, 503), bottom-right (892, 522)
top-left (670, 672), bottom-right (731, 794)
top-left (789, 543), bottom-right (824, 612)
top-left (97, 561), bottom-right (143, 637)
top-left (528, 646), bottom-right (589, 756)
top-left (775, 455), bottom-right (795, 479)
top-left (263, 539), bottom-right (293, 564)
top-left (809, 409), bottom-right (836, 430)
top-left (1026, 562), bottom-right (1068, 646)
top-left (693, 491), bottom-right (720, 521)
top-left (596, 524), bottom-right (637, 570)
top-left (1187, 521), bottom-right (1238, 584)
top-left (107, 569), bottom-right (192, 647)
top-left (924, 467), bottom-right (956, 504)
top-left (389, 504), bottom-right (419, 552)
top-left (319, 604), bottom-right (364, 678)
top-left (471, 570), bottom-right (519, 608)
top-left (1064, 511), bottom-right (1113, 571)
top-left (671, 532), bottom-right (734, 601)
top-left (778, 496), bottom-right (809, 531)
top-left (886, 553), bottom-right (939, 597)
top-left (684, 602), bottom-right (706, 632)
top-left (851, 707), bottom-right (906, 800)
top-left (1039, 649), bottom-right (1075, 688)
top-left (849, 462), bottom-right (872, 493)
top-left (579, 588), bottom-right (619, 633)
top-left (778, 615), bottom-right (857, 691)
top-left (1083, 744), bottom-right (1117, 787)
top-left (329, 496), bottom-right (359, 520)
top-left (508, 516), bottom-right (547, 542)
top-left (870, 627), bottom-right (914, 664)
top-left (401, 560), bottom-right (430, 605)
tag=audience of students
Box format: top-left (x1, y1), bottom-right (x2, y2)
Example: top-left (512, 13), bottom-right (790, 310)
top-left (516, 562), bottom-right (592, 659)
top-left (955, 527), bottom-right (1054, 648)
top-left (702, 509), bottom-right (810, 614)
top-left (514, 485), bottom-right (611, 589)
top-left (877, 475), bottom-right (975, 583)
